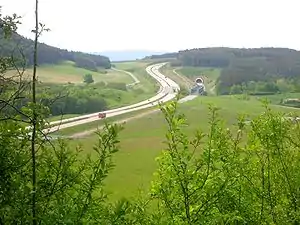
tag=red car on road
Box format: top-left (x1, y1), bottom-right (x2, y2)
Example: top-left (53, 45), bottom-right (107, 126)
top-left (98, 113), bottom-right (106, 119)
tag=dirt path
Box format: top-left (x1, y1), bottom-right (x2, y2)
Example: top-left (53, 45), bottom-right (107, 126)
top-left (111, 67), bottom-right (140, 86)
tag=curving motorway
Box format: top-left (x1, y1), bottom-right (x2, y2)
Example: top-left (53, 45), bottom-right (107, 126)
top-left (43, 63), bottom-right (181, 134)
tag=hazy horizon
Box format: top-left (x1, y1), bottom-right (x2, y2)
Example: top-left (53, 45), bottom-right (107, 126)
top-left (2, 0), bottom-right (300, 53)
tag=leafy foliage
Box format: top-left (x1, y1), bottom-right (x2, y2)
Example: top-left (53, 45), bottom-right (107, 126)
top-left (149, 99), bottom-right (300, 224)
top-left (0, 122), bottom-right (124, 224)
top-left (36, 82), bottom-right (131, 116)
top-left (2, 5), bottom-right (300, 225)
top-left (106, 82), bottom-right (127, 91)
top-left (83, 73), bottom-right (94, 84)
top-left (151, 100), bottom-right (239, 224)
top-left (0, 10), bottom-right (123, 224)
top-left (146, 52), bottom-right (177, 60)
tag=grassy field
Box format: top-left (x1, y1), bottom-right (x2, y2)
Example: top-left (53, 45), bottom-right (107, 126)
top-left (252, 92), bottom-right (300, 104)
top-left (99, 60), bottom-right (164, 108)
top-left (114, 61), bottom-right (159, 95)
top-left (21, 61), bottom-right (135, 84)
top-left (177, 66), bottom-right (220, 80)
top-left (67, 96), bottom-right (300, 201)
top-left (37, 61), bottom-right (300, 201)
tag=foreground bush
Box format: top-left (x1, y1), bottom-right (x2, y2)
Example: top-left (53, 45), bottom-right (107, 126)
top-left (2, 97), bottom-right (300, 224)
top-left (149, 100), bottom-right (300, 224)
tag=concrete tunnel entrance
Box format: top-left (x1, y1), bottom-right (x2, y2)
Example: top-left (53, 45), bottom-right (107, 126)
top-left (195, 77), bottom-right (204, 85)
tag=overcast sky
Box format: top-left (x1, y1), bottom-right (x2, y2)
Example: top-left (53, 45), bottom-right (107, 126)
top-left (1, 0), bottom-right (299, 53)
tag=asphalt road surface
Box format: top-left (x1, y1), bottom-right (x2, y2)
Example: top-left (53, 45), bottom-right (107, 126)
top-left (43, 63), bottom-right (181, 134)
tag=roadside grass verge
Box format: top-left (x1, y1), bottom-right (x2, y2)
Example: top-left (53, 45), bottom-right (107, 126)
top-left (53, 106), bottom-right (160, 136)
top-left (47, 114), bottom-right (80, 122)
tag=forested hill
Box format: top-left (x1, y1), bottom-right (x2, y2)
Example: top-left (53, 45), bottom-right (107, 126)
top-left (149, 47), bottom-right (300, 72)
top-left (150, 47), bottom-right (300, 94)
top-left (0, 29), bottom-right (111, 71)
top-left (179, 48), bottom-right (300, 94)
top-left (177, 47), bottom-right (300, 70)
top-left (146, 52), bottom-right (177, 59)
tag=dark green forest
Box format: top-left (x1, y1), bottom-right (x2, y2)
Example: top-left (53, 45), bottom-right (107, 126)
top-left (0, 27), bottom-right (111, 71)
top-left (150, 47), bottom-right (300, 95)
top-left (145, 52), bottom-right (177, 59)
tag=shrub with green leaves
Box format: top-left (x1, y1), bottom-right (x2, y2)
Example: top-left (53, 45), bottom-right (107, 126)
top-left (0, 122), bottom-right (124, 224)
top-left (149, 99), bottom-right (300, 224)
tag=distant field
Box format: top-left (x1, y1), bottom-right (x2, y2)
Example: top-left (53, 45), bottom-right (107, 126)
top-left (14, 61), bottom-right (134, 84)
top-left (114, 61), bottom-right (159, 96)
top-left (252, 92), bottom-right (300, 104)
top-left (69, 96), bottom-right (300, 201)
top-left (177, 66), bottom-right (220, 81)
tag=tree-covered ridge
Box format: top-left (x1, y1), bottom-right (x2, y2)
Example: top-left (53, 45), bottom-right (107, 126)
top-left (148, 47), bottom-right (300, 78)
top-left (151, 47), bottom-right (300, 95)
top-left (0, 28), bottom-right (111, 70)
top-left (180, 48), bottom-right (300, 72)
top-left (145, 52), bottom-right (177, 59)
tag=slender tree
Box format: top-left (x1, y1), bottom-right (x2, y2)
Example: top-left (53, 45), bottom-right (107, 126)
top-left (30, 0), bottom-right (39, 223)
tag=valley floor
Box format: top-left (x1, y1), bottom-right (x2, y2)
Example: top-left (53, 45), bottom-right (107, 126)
top-left (68, 95), bottom-right (300, 200)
